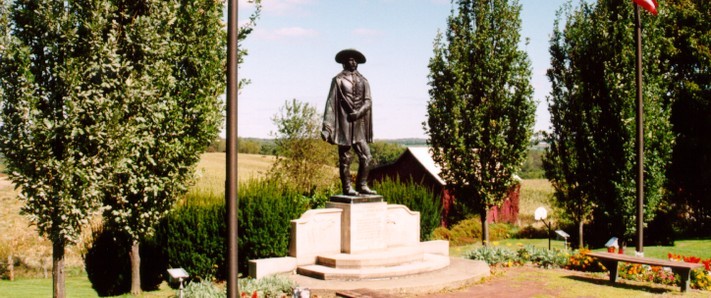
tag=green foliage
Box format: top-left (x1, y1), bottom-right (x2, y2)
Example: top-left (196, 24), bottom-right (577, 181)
top-left (269, 99), bottom-right (338, 194)
top-left (182, 280), bottom-right (225, 298)
top-left (101, 0), bottom-right (227, 244)
top-left (369, 142), bottom-right (406, 166)
top-left (84, 227), bottom-right (163, 296)
top-left (516, 245), bottom-right (569, 269)
top-left (154, 202), bottom-right (225, 281)
top-left (519, 149), bottom-right (545, 179)
top-left (155, 179), bottom-right (310, 277)
top-left (544, 0), bottom-right (673, 245)
top-left (239, 275), bottom-right (296, 297)
top-left (373, 177), bottom-right (442, 240)
top-left (0, 0), bottom-right (127, 294)
top-left (664, 0), bottom-right (711, 237)
top-left (0, 0), bottom-right (119, 246)
top-left (237, 179), bottom-right (310, 273)
top-left (465, 245), bottom-right (519, 267)
top-left (425, 0), bottom-right (535, 244)
top-left (239, 138), bottom-right (263, 154)
top-left (465, 245), bottom-right (568, 269)
top-left (431, 216), bottom-right (514, 246)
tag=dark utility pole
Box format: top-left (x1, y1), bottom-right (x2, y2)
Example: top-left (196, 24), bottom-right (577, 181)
top-left (634, 4), bottom-right (645, 256)
top-left (226, 0), bottom-right (239, 296)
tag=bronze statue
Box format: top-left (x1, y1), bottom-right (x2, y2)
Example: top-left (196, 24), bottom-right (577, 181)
top-left (322, 49), bottom-right (377, 196)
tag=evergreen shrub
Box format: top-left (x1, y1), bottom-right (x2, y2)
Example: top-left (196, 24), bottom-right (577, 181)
top-left (154, 202), bottom-right (226, 281)
top-left (154, 179), bottom-right (310, 278)
top-left (84, 227), bottom-right (163, 296)
top-left (373, 177), bottom-right (442, 240)
top-left (237, 179), bottom-right (310, 273)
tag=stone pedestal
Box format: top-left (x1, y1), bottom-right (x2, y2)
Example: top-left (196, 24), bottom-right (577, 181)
top-left (252, 194), bottom-right (451, 280)
top-left (326, 195), bottom-right (386, 254)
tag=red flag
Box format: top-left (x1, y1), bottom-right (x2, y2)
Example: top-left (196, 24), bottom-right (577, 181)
top-left (633, 0), bottom-right (658, 15)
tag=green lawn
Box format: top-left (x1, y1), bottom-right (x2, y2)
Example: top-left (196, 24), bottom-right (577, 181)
top-left (0, 276), bottom-right (174, 298)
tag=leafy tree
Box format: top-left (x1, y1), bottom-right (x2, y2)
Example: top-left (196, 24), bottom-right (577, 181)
top-left (96, 0), bottom-right (237, 294)
top-left (369, 141), bottom-right (406, 166)
top-left (543, 0), bottom-right (672, 246)
top-left (542, 2), bottom-right (595, 249)
top-left (663, 0), bottom-right (711, 236)
top-left (98, 0), bottom-right (261, 295)
top-left (425, 0), bottom-right (535, 245)
top-left (238, 138), bottom-right (263, 154)
top-left (520, 149), bottom-right (544, 179)
top-left (269, 99), bottom-right (337, 194)
top-left (0, 1), bottom-right (122, 296)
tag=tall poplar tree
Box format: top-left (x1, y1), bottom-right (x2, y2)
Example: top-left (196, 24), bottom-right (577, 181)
top-left (99, 0), bottom-right (261, 295)
top-left (664, 0), bottom-right (711, 236)
top-left (543, 2), bottom-right (595, 249)
top-left (544, 0), bottom-right (672, 245)
top-left (0, 1), bottom-right (121, 297)
top-left (426, 0), bottom-right (535, 245)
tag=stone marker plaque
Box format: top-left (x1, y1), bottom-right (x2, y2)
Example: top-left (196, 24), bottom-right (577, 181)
top-left (327, 195), bottom-right (387, 253)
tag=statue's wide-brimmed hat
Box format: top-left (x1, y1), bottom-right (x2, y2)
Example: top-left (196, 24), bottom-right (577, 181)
top-left (335, 49), bottom-right (366, 64)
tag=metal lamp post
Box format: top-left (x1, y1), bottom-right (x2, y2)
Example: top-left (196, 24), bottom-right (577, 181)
top-left (535, 207), bottom-right (552, 250)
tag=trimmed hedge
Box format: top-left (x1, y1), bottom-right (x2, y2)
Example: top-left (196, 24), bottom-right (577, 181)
top-left (373, 177), bottom-right (442, 240)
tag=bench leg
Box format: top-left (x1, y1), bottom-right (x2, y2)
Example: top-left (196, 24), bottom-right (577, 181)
top-left (604, 261), bottom-right (619, 283)
top-left (673, 268), bottom-right (691, 292)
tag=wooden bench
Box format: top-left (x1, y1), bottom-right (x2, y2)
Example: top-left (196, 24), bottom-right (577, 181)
top-left (586, 251), bottom-right (705, 292)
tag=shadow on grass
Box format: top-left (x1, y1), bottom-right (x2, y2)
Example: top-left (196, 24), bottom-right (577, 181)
top-left (562, 275), bottom-right (674, 294)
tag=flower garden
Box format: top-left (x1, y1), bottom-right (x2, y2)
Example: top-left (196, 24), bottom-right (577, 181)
top-left (465, 244), bottom-right (711, 291)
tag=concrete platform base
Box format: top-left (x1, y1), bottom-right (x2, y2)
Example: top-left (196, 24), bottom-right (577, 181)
top-left (285, 257), bottom-right (490, 296)
top-left (298, 254), bottom-right (450, 280)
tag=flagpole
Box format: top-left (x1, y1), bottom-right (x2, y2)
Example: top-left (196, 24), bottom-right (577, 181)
top-left (226, 0), bottom-right (239, 296)
top-left (634, 3), bottom-right (645, 256)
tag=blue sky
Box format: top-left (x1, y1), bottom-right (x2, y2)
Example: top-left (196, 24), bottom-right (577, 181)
top-left (235, 0), bottom-right (579, 139)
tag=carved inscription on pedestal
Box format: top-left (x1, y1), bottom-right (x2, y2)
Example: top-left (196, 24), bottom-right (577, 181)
top-left (327, 201), bottom-right (387, 253)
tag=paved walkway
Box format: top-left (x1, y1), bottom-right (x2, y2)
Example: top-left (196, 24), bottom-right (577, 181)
top-left (287, 257), bottom-right (490, 297)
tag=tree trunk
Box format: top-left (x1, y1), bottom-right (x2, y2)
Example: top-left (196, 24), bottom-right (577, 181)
top-left (578, 220), bottom-right (584, 249)
top-left (52, 241), bottom-right (65, 298)
top-left (481, 207), bottom-right (489, 246)
top-left (7, 254), bottom-right (14, 281)
top-left (129, 241), bottom-right (142, 296)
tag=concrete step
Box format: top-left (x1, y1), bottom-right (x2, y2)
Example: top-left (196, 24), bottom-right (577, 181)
top-left (297, 254), bottom-right (450, 280)
top-left (316, 246), bottom-right (425, 269)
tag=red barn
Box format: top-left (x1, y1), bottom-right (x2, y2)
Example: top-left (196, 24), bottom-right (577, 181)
top-left (368, 147), bottom-right (520, 227)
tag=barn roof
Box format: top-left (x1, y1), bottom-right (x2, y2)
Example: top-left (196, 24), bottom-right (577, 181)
top-left (405, 147), bottom-right (446, 185)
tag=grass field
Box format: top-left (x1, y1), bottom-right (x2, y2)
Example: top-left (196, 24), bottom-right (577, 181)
top-left (191, 152), bottom-right (275, 196)
top-left (518, 179), bottom-right (554, 226)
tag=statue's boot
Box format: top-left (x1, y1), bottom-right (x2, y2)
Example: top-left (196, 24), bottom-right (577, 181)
top-left (340, 157), bottom-right (358, 196)
top-left (356, 158), bottom-right (377, 195)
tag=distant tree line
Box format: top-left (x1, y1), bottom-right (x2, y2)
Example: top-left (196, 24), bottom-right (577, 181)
top-left (208, 135), bottom-right (409, 168)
